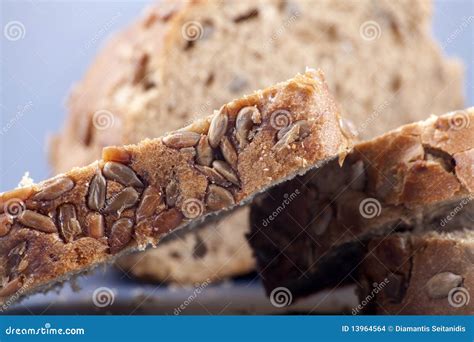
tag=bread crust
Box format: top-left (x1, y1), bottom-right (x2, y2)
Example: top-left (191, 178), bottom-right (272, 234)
top-left (0, 71), bottom-right (350, 305)
top-left (359, 231), bottom-right (474, 314)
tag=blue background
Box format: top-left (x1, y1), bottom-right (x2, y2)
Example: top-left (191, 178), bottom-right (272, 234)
top-left (1, 0), bottom-right (473, 191)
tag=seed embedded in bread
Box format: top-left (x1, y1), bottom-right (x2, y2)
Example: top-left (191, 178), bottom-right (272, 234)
top-left (58, 204), bottom-right (82, 243)
top-left (426, 272), bottom-right (463, 299)
top-left (103, 187), bottom-right (140, 215)
top-left (87, 171), bottom-right (107, 211)
top-left (103, 162), bottom-right (144, 188)
top-left (18, 210), bottom-right (57, 233)
top-left (196, 135), bottom-right (214, 166)
top-left (31, 177), bottom-right (74, 201)
top-left (208, 108), bottom-right (229, 148)
top-left (206, 184), bottom-right (235, 211)
top-left (162, 131), bottom-right (201, 149)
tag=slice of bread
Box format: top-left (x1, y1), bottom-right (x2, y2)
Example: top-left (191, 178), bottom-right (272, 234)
top-left (358, 230), bottom-right (474, 314)
top-left (50, 0), bottom-right (464, 284)
top-left (0, 70), bottom-right (351, 305)
top-left (249, 108), bottom-right (473, 300)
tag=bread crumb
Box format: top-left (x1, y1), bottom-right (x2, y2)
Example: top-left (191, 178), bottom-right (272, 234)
top-left (18, 172), bottom-right (34, 188)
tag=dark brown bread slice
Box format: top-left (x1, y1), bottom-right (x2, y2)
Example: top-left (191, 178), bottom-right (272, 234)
top-left (0, 70), bottom-right (351, 305)
top-left (249, 108), bottom-right (474, 301)
top-left (358, 230), bottom-right (474, 314)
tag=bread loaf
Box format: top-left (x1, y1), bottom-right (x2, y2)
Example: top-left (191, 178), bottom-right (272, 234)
top-left (50, 0), bottom-right (464, 284)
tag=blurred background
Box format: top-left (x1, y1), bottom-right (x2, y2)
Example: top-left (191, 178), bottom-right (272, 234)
top-left (0, 0), bottom-right (473, 314)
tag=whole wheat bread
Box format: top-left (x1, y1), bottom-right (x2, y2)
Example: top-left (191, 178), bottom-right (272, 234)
top-left (50, 0), bottom-right (464, 284)
top-left (0, 70), bottom-right (351, 305)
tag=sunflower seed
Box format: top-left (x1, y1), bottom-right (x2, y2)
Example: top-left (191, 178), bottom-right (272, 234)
top-left (196, 135), bottom-right (213, 166)
top-left (102, 146), bottom-right (132, 163)
top-left (426, 272), bottom-right (462, 299)
top-left (162, 131), bottom-right (201, 148)
top-left (18, 210), bottom-right (57, 233)
top-left (220, 136), bottom-right (238, 169)
top-left (58, 204), bottom-right (82, 243)
top-left (86, 212), bottom-right (105, 239)
top-left (31, 176), bottom-right (74, 201)
top-left (339, 117), bottom-right (358, 139)
top-left (87, 171), bottom-right (106, 211)
top-left (152, 208), bottom-right (183, 236)
top-left (212, 160), bottom-right (240, 186)
top-left (137, 186), bottom-right (164, 221)
top-left (274, 120), bottom-right (310, 151)
top-left (0, 276), bottom-right (25, 298)
top-left (208, 108), bottom-right (229, 148)
top-left (165, 180), bottom-right (179, 207)
top-left (103, 162), bottom-right (144, 188)
top-left (103, 187), bottom-right (140, 215)
top-left (178, 117), bottom-right (210, 134)
top-left (109, 218), bottom-right (134, 254)
top-left (0, 214), bottom-right (12, 237)
top-left (206, 185), bottom-right (235, 211)
top-left (235, 106), bottom-right (258, 148)
top-left (195, 165), bottom-right (232, 187)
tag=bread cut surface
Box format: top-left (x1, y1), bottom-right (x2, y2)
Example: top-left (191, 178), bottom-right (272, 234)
top-left (50, 0), bottom-right (464, 284)
top-left (249, 108), bottom-right (474, 300)
top-left (0, 71), bottom-right (351, 305)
